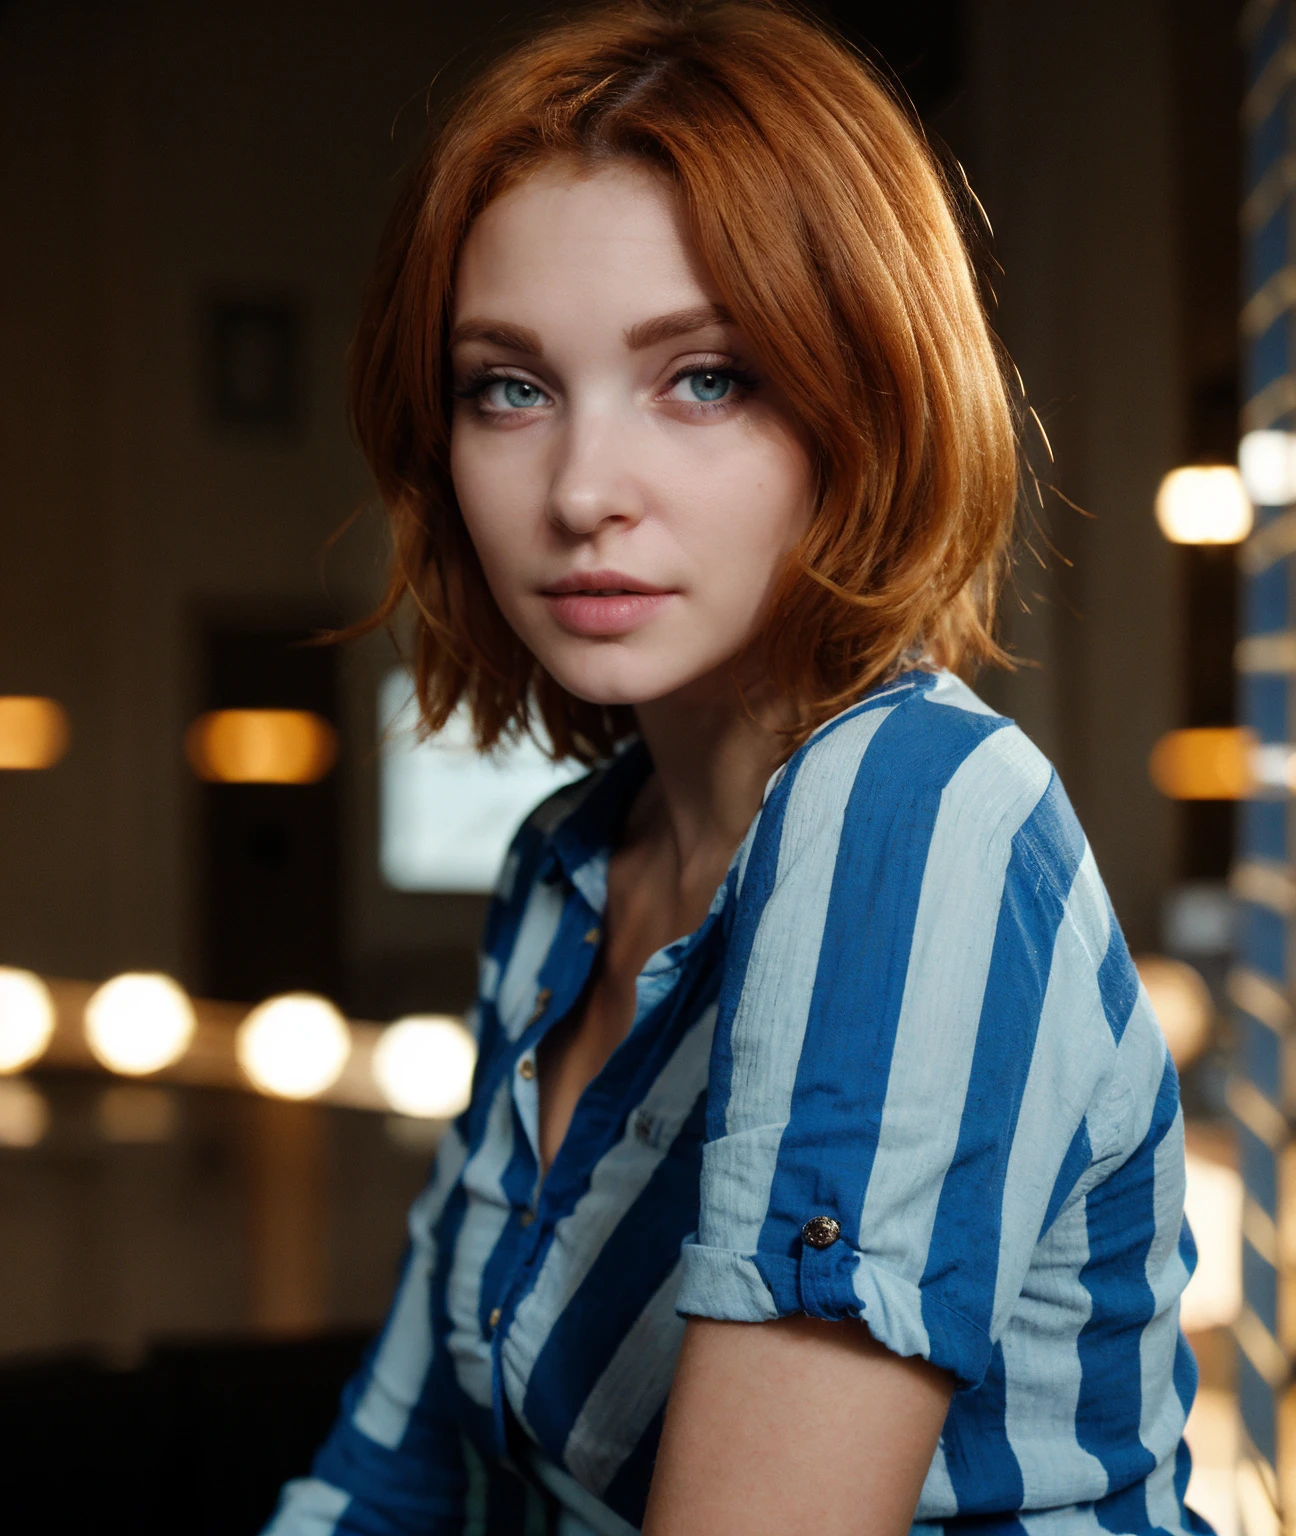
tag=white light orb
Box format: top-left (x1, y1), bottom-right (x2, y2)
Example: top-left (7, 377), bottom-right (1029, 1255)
top-left (1154, 465), bottom-right (1253, 545)
top-left (373, 1015), bottom-right (477, 1119)
top-left (0, 1078), bottom-right (50, 1147)
top-left (1239, 429), bottom-right (1296, 507)
top-left (0, 968), bottom-right (56, 1073)
top-left (85, 972), bottom-right (196, 1076)
top-left (236, 992), bottom-right (351, 1100)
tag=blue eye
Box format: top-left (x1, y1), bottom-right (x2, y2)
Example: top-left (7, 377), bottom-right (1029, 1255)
top-left (686, 370), bottom-right (731, 403)
top-left (496, 378), bottom-right (544, 409)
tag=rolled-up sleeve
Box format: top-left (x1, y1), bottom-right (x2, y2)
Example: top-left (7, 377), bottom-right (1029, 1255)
top-left (678, 700), bottom-right (1121, 1394)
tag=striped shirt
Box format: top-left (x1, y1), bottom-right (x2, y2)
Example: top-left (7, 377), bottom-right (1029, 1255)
top-left (265, 668), bottom-right (1206, 1536)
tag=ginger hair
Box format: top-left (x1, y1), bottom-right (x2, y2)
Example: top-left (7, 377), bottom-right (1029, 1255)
top-left (349, 0), bottom-right (1018, 761)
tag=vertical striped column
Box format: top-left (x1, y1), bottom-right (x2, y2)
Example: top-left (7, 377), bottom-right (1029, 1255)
top-left (1237, 2), bottom-right (1296, 1525)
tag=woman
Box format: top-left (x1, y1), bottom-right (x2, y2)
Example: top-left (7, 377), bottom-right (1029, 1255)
top-left (266, 3), bottom-right (1204, 1532)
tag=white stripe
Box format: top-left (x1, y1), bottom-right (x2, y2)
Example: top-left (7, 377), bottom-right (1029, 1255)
top-left (1111, 993), bottom-right (1171, 1154)
top-left (479, 953), bottom-right (500, 1006)
top-left (1138, 1112), bottom-right (1192, 1462)
top-left (991, 847), bottom-right (1115, 1334)
top-left (496, 879), bottom-right (565, 1039)
top-left (855, 728), bottom-right (1052, 1285)
top-left (445, 1077), bottom-right (517, 1406)
top-left (502, 1011), bottom-right (715, 1410)
top-left (495, 847), bottom-right (521, 902)
top-left (1019, 1505), bottom-right (1106, 1535)
top-left (261, 1477), bottom-right (352, 1535)
top-left (925, 670), bottom-right (1001, 716)
top-left (705, 704), bottom-right (900, 1250)
top-left (1143, 1442), bottom-right (1194, 1534)
top-left (352, 1126), bottom-right (468, 1448)
top-left (915, 1439), bottom-right (958, 1518)
top-left (528, 1453), bottom-right (641, 1536)
top-left (563, 1261), bottom-right (687, 1495)
top-left (1001, 1159), bottom-right (1109, 1505)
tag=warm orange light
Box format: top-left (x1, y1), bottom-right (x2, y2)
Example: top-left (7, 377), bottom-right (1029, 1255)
top-left (186, 709), bottom-right (337, 784)
top-left (0, 697), bottom-right (69, 770)
top-left (1148, 727), bottom-right (1256, 800)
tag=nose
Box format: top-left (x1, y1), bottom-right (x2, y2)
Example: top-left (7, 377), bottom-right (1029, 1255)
top-left (544, 409), bottom-right (645, 536)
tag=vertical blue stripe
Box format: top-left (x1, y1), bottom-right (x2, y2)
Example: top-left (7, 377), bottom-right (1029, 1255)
top-left (522, 1090), bottom-right (707, 1450)
top-left (920, 775), bottom-right (1083, 1356)
top-left (940, 1343), bottom-right (1024, 1512)
top-left (1096, 906), bottom-right (1143, 1044)
top-left (754, 698), bottom-right (1005, 1290)
top-left (1041, 1120), bottom-right (1093, 1238)
top-left (1075, 1057), bottom-right (1180, 1499)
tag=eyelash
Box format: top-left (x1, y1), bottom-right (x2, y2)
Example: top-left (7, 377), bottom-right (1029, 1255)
top-left (450, 362), bottom-right (761, 414)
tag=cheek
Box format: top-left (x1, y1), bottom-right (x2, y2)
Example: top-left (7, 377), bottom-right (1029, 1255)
top-left (685, 433), bottom-right (813, 571)
top-left (449, 428), bottom-right (532, 579)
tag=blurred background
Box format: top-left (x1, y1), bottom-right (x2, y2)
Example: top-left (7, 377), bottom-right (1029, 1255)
top-left (0, 0), bottom-right (1271, 1531)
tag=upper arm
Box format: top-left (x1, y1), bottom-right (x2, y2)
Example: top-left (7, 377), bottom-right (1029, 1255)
top-left (679, 704), bottom-right (1119, 1391)
top-left (643, 1316), bottom-right (952, 1536)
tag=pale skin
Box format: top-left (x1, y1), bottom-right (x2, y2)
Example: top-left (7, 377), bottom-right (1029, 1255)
top-left (450, 158), bottom-right (952, 1535)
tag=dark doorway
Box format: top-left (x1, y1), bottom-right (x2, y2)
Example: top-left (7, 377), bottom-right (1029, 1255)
top-left (197, 623), bottom-right (341, 1004)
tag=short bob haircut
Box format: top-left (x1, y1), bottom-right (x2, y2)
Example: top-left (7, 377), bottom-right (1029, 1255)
top-left (351, 0), bottom-right (1019, 762)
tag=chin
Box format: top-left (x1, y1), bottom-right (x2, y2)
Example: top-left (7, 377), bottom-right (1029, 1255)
top-left (541, 646), bottom-right (725, 711)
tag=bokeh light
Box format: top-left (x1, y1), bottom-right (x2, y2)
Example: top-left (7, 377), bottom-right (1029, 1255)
top-left (84, 972), bottom-right (196, 1076)
top-left (1135, 954), bottom-right (1214, 1068)
top-left (236, 992), bottom-right (351, 1099)
top-left (0, 968), bottom-right (56, 1073)
top-left (1239, 428), bottom-right (1296, 506)
top-left (373, 1015), bottom-right (477, 1119)
top-left (0, 696), bottom-right (70, 770)
top-left (1148, 727), bottom-right (1254, 800)
top-left (186, 709), bottom-right (337, 784)
top-left (0, 1078), bottom-right (50, 1148)
top-left (1154, 465), bottom-right (1253, 544)
top-left (1180, 1151), bottom-right (1242, 1333)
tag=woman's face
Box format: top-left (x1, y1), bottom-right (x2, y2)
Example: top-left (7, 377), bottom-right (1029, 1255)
top-left (448, 159), bottom-right (815, 711)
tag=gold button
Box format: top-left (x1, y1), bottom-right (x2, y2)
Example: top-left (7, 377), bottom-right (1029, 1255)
top-left (801, 1215), bottom-right (842, 1250)
top-left (518, 1057), bottom-right (536, 1080)
top-left (488, 1306), bottom-right (502, 1329)
top-left (519, 1209), bottom-right (535, 1227)
top-left (529, 987), bottom-right (552, 1023)
top-left (584, 927), bottom-right (601, 945)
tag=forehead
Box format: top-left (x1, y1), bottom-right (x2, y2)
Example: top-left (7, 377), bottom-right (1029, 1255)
top-left (452, 159), bottom-right (720, 329)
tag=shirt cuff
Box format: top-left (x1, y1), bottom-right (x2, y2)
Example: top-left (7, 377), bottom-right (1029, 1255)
top-left (676, 1238), bottom-right (991, 1391)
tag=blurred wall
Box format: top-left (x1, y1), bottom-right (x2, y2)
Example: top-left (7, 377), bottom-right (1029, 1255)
top-left (0, 1), bottom-right (513, 1009)
top-left (946, 0), bottom-right (1192, 951)
top-left (0, 0), bottom-right (1218, 1001)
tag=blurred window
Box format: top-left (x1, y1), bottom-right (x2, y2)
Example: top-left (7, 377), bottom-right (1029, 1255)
top-left (379, 672), bottom-right (584, 893)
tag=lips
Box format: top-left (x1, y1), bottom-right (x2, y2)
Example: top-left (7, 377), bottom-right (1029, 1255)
top-left (540, 569), bottom-right (673, 637)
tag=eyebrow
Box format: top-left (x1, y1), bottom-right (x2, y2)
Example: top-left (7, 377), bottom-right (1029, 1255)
top-left (448, 303), bottom-right (733, 358)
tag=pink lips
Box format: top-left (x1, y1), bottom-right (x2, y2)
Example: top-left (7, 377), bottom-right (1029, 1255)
top-left (541, 569), bottom-right (673, 637)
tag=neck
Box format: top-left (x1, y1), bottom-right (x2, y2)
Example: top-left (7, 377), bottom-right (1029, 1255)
top-left (631, 669), bottom-right (796, 885)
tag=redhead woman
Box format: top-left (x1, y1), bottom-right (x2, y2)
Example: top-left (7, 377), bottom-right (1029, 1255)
top-left (265, 4), bottom-right (1207, 1533)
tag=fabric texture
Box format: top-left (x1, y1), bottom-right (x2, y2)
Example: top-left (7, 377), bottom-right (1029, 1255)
top-left (263, 670), bottom-right (1209, 1536)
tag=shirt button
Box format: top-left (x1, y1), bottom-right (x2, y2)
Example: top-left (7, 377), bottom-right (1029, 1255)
top-left (584, 927), bottom-right (601, 945)
top-left (488, 1306), bottom-right (502, 1330)
top-left (529, 987), bottom-right (552, 1023)
top-left (801, 1215), bottom-right (842, 1250)
top-left (518, 1209), bottom-right (535, 1227)
top-left (518, 1057), bottom-right (536, 1080)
